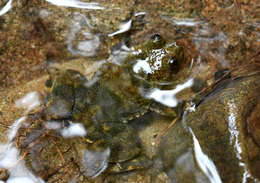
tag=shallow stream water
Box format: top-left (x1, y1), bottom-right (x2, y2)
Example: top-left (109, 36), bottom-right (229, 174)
top-left (0, 0), bottom-right (259, 183)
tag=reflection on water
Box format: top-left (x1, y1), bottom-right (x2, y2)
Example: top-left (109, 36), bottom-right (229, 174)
top-left (45, 0), bottom-right (104, 10)
top-left (227, 100), bottom-right (252, 183)
top-left (1, 0), bottom-right (260, 182)
top-left (0, 144), bottom-right (44, 183)
top-left (189, 128), bottom-right (222, 183)
top-left (163, 15), bottom-right (230, 67)
top-left (0, 0), bottom-right (12, 16)
top-left (7, 117), bottom-right (27, 142)
top-left (146, 78), bottom-right (193, 107)
top-left (227, 101), bottom-right (242, 155)
top-left (67, 13), bottom-right (101, 57)
top-left (133, 59), bottom-right (152, 74)
top-left (108, 18), bottom-right (132, 37)
top-left (0, 94), bottom-right (44, 182)
top-left (82, 148), bottom-right (110, 178)
top-left (180, 107), bottom-right (222, 183)
top-left (169, 18), bottom-right (199, 27)
top-left (108, 12), bottom-right (146, 37)
top-left (133, 49), bottom-right (167, 74)
top-left (192, 23), bottom-right (230, 67)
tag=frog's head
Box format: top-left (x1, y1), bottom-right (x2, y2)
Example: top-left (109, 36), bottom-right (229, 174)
top-left (128, 34), bottom-right (184, 86)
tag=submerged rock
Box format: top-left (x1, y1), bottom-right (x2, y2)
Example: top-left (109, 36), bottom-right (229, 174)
top-left (157, 73), bottom-right (260, 182)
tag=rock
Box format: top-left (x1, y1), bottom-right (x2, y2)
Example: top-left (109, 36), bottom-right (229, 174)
top-left (157, 73), bottom-right (260, 182)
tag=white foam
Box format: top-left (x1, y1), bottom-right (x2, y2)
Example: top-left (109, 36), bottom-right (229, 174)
top-left (0, 0), bottom-right (12, 16)
top-left (61, 123), bottom-right (87, 138)
top-left (15, 92), bottom-right (41, 113)
top-left (146, 78), bottom-right (194, 107)
top-left (45, 0), bottom-right (104, 9)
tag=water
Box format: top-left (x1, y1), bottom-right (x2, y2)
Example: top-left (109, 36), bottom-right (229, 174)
top-left (0, 0), bottom-right (12, 16)
top-left (0, 0), bottom-right (260, 182)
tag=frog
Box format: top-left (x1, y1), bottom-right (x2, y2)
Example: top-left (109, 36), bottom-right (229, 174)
top-left (45, 35), bottom-right (185, 123)
top-left (90, 33), bottom-right (185, 118)
top-left (42, 34), bottom-right (186, 177)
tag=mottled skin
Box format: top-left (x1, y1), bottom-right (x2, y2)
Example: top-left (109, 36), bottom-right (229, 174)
top-left (124, 34), bottom-right (184, 87)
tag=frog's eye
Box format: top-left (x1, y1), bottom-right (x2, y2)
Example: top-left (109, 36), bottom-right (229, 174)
top-left (168, 56), bottom-right (179, 73)
top-left (169, 56), bottom-right (178, 65)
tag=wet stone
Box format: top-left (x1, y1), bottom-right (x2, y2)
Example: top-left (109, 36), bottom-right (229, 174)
top-left (156, 73), bottom-right (260, 182)
top-left (185, 74), bottom-right (260, 182)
